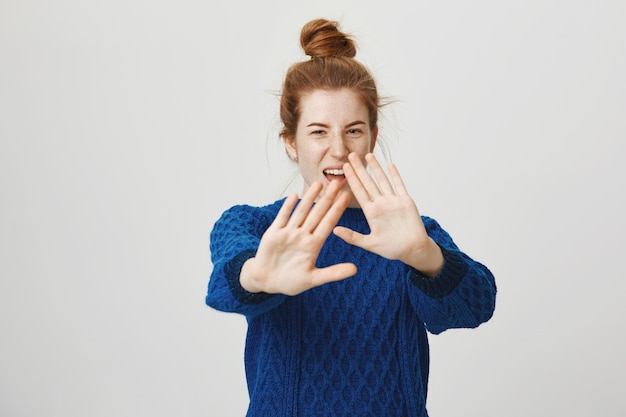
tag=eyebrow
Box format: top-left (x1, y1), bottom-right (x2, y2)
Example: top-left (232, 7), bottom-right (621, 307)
top-left (306, 121), bottom-right (367, 128)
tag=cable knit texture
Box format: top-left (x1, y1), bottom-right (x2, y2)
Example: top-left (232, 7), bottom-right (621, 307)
top-left (207, 199), bottom-right (496, 417)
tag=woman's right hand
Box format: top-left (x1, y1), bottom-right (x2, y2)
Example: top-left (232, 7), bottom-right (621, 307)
top-left (239, 180), bottom-right (357, 296)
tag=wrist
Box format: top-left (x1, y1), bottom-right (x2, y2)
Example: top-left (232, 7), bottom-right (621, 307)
top-left (404, 238), bottom-right (444, 278)
top-left (240, 257), bottom-right (263, 293)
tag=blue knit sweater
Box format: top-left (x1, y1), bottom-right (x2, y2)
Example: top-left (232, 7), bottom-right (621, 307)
top-left (206, 199), bottom-right (496, 417)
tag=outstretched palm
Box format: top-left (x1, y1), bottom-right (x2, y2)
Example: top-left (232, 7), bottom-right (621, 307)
top-left (240, 180), bottom-right (357, 296)
top-left (334, 153), bottom-right (443, 277)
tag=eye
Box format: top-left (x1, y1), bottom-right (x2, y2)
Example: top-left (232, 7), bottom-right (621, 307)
top-left (310, 129), bottom-right (326, 136)
top-left (347, 128), bottom-right (363, 135)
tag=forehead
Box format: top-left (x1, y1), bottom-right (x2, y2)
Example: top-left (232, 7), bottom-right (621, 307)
top-left (298, 89), bottom-right (368, 124)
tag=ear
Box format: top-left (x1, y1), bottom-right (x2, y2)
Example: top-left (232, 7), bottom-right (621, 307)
top-left (369, 126), bottom-right (378, 152)
top-left (282, 135), bottom-right (298, 161)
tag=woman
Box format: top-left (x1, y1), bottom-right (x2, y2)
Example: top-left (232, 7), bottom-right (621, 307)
top-left (206, 18), bottom-right (496, 417)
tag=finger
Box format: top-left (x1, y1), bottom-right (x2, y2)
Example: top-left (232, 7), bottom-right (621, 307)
top-left (343, 160), bottom-right (370, 205)
top-left (312, 190), bottom-right (351, 237)
top-left (302, 180), bottom-right (343, 231)
top-left (365, 153), bottom-right (395, 196)
top-left (333, 225), bottom-right (369, 249)
top-left (310, 262), bottom-right (357, 287)
top-left (347, 152), bottom-right (382, 198)
top-left (289, 182), bottom-right (323, 227)
top-left (387, 163), bottom-right (409, 196)
top-left (272, 193), bottom-right (299, 228)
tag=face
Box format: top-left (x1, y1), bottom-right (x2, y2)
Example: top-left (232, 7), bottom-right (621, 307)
top-left (284, 88), bottom-right (377, 207)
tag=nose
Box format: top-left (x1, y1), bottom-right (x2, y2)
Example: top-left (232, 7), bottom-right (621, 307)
top-left (328, 134), bottom-right (348, 158)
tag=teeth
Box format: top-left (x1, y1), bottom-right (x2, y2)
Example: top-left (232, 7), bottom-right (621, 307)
top-left (324, 169), bottom-right (344, 176)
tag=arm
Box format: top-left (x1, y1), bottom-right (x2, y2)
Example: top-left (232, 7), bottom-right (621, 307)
top-left (407, 217), bottom-right (497, 334)
top-left (207, 180), bottom-right (357, 318)
top-left (334, 152), bottom-right (496, 333)
top-left (206, 203), bottom-right (287, 318)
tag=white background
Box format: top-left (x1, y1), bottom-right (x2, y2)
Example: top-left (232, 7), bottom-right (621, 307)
top-left (1, 1), bottom-right (625, 416)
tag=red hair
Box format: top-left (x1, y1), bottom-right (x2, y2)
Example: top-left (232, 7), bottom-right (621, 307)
top-left (279, 19), bottom-right (380, 140)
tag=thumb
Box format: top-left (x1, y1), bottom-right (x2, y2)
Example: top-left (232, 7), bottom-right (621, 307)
top-left (310, 262), bottom-right (357, 287)
top-left (333, 226), bottom-right (367, 248)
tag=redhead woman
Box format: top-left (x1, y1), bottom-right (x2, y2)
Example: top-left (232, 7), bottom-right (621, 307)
top-left (206, 18), bottom-right (496, 417)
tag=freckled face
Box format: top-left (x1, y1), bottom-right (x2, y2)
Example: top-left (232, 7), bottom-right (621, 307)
top-left (284, 88), bottom-right (377, 207)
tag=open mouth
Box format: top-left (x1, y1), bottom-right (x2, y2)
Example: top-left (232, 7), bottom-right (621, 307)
top-left (323, 168), bottom-right (346, 182)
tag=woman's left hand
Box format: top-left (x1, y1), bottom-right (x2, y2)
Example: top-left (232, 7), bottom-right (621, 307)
top-left (333, 153), bottom-right (444, 277)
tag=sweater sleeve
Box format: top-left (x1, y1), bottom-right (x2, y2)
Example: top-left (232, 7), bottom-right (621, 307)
top-left (206, 203), bottom-right (287, 318)
top-left (407, 217), bottom-right (497, 335)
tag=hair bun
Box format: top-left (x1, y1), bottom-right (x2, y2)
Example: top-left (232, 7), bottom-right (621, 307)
top-left (300, 19), bottom-right (356, 59)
